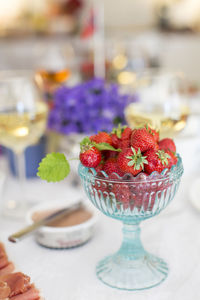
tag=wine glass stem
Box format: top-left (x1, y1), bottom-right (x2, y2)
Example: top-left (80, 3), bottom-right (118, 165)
top-left (117, 222), bottom-right (145, 260)
top-left (15, 151), bottom-right (26, 207)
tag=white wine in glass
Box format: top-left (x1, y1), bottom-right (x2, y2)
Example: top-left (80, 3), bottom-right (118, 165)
top-left (125, 72), bottom-right (190, 138)
top-left (0, 102), bottom-right (47, 154)
top-left (125, 102), bottom-right (189, 138)
top-left (0, 71), bottom-right (48, 218)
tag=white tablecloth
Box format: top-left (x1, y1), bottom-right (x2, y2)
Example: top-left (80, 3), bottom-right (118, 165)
top-left (0, 134), bottom-right (200, 300)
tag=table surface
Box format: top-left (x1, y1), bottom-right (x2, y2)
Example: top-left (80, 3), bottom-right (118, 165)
top-left (0, 133), bottom-right (200, 300)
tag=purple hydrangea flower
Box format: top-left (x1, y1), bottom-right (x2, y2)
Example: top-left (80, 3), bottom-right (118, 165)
top-left (48, 78), bottom-right (138, 135)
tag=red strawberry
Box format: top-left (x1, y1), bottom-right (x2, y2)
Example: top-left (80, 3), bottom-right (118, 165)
top-left (146, 125), bottom-right (159, 143)
top-left (93, 179), bottom-right (109, 196)
top-left (131, 128), bottom-right (156, 152)
top-left (165, 150), bottom-right (178, 168)
top-left (103, 157), bottom-right (124, 177)
top-left (110, 126), bottom-right (131, 149)
top-left (110, 133), bottom-right (120, 148)
top-left (118, 139), bottom-right (131, 150)
top-left (153, 143), bottom-right (159, 151)
top-left (121, 127), bottom-right (132, 140)
top-left (159, 138), bottom-right (176, 153)
top-left (144, 149), bottom-right (170, 174)
top-left (90, 132), bottom-right (112, 145)
top-left (95, 162), bottom-right (104, 173)
top-left (103, 150), bottom-right (118, 159)
top-left (112, 183), bottom-right (131, 209)
top-left (117, 127), bottom-right (132, 150)
top-left (111, 124), bottom-right (128, 139)
top-left (129, 180), bottom-right (158, 212)
top-left (117, 147), bottom-right (148, 176)
top-left (80, 146), bottom-right (101, 168)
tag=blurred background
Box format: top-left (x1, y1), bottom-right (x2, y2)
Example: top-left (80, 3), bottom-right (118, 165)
top-left (1, 0), bottom-right (200, 81)
top-left (0, 0), bottom-right (200, 216)
top-left (1, 0), bottom-right (200, 80)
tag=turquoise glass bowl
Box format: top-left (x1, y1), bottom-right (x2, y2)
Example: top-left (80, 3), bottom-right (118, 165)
top-left (78, 155), bottom-right (183, 290)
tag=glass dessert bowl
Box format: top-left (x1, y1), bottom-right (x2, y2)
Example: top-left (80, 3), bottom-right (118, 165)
top-left (79, 155), bottom-right (183, 290)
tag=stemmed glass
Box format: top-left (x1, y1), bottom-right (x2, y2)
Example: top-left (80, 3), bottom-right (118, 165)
top-left (125, 71), bottom-right (190, 139)
top-left (0, 71), bottom-right (48, 218)
top-left (34, 45), bottom-right (71, 109)
top-left (79, 155), bottom-right (183, 290)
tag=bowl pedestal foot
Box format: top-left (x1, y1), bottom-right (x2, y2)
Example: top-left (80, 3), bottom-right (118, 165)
top-left (96, 222), bottom-right (168, 290)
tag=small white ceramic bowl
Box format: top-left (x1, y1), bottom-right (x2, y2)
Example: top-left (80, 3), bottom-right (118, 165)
top-left (26, 200), bottom-right (98, 249)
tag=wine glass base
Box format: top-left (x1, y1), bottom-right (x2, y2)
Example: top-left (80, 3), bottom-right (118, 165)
top-left (96, 253), bottom-right (168, 290)
top-left (2, 199), bottom-right (35, 220)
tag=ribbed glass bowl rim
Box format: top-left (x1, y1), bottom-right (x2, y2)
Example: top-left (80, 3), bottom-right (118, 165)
top-left (78, 154), bottom-right (183, 184)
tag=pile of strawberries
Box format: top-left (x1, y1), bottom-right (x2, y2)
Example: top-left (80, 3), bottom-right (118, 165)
top-left (79, 125), bottom-right (178, 211)
top-left (79, 125), bottom-right (178, 177)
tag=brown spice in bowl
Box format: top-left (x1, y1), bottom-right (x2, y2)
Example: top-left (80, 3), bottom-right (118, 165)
top-left (32, 208), bottom-right (93, 227)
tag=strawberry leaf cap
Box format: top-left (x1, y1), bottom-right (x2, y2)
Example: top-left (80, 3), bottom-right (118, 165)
top-left (156, 150), bottom-right (170, 166)
top-left (126, 147), bottom-right (148, 171)
top-left (111, 124), bottom-right (127, 139)
top-left (80, 136), bottom-right (93, 152)
top-left (145, 124), bottom-right (159, 136)
top-left (80, 137), bottom-right (121, 153)
top-left (80, 136), bottom-right (91, 146)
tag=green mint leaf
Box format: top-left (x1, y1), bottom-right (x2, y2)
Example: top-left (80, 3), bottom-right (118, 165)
top-left (37, 153), bottom-right (70, 182)
top-left (94, 142), bottom-right (121, 152)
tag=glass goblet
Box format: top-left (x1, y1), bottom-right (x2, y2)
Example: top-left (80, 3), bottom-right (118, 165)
top-left (0, 71), bottom-right (48, 218)
top-left (125, 71), bottom-right (190, 139)
top-left (79, 155), bottom-right (183, 290)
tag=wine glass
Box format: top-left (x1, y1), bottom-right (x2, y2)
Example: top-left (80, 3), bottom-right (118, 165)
top-left (78, 155), bottom-right (183, 290)
top-left (125, 71), bottom-right (190, 138)
top-left (34, 45), bottom-right (71, 109)
top-left (0, 71), bottom-right (48, 218)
